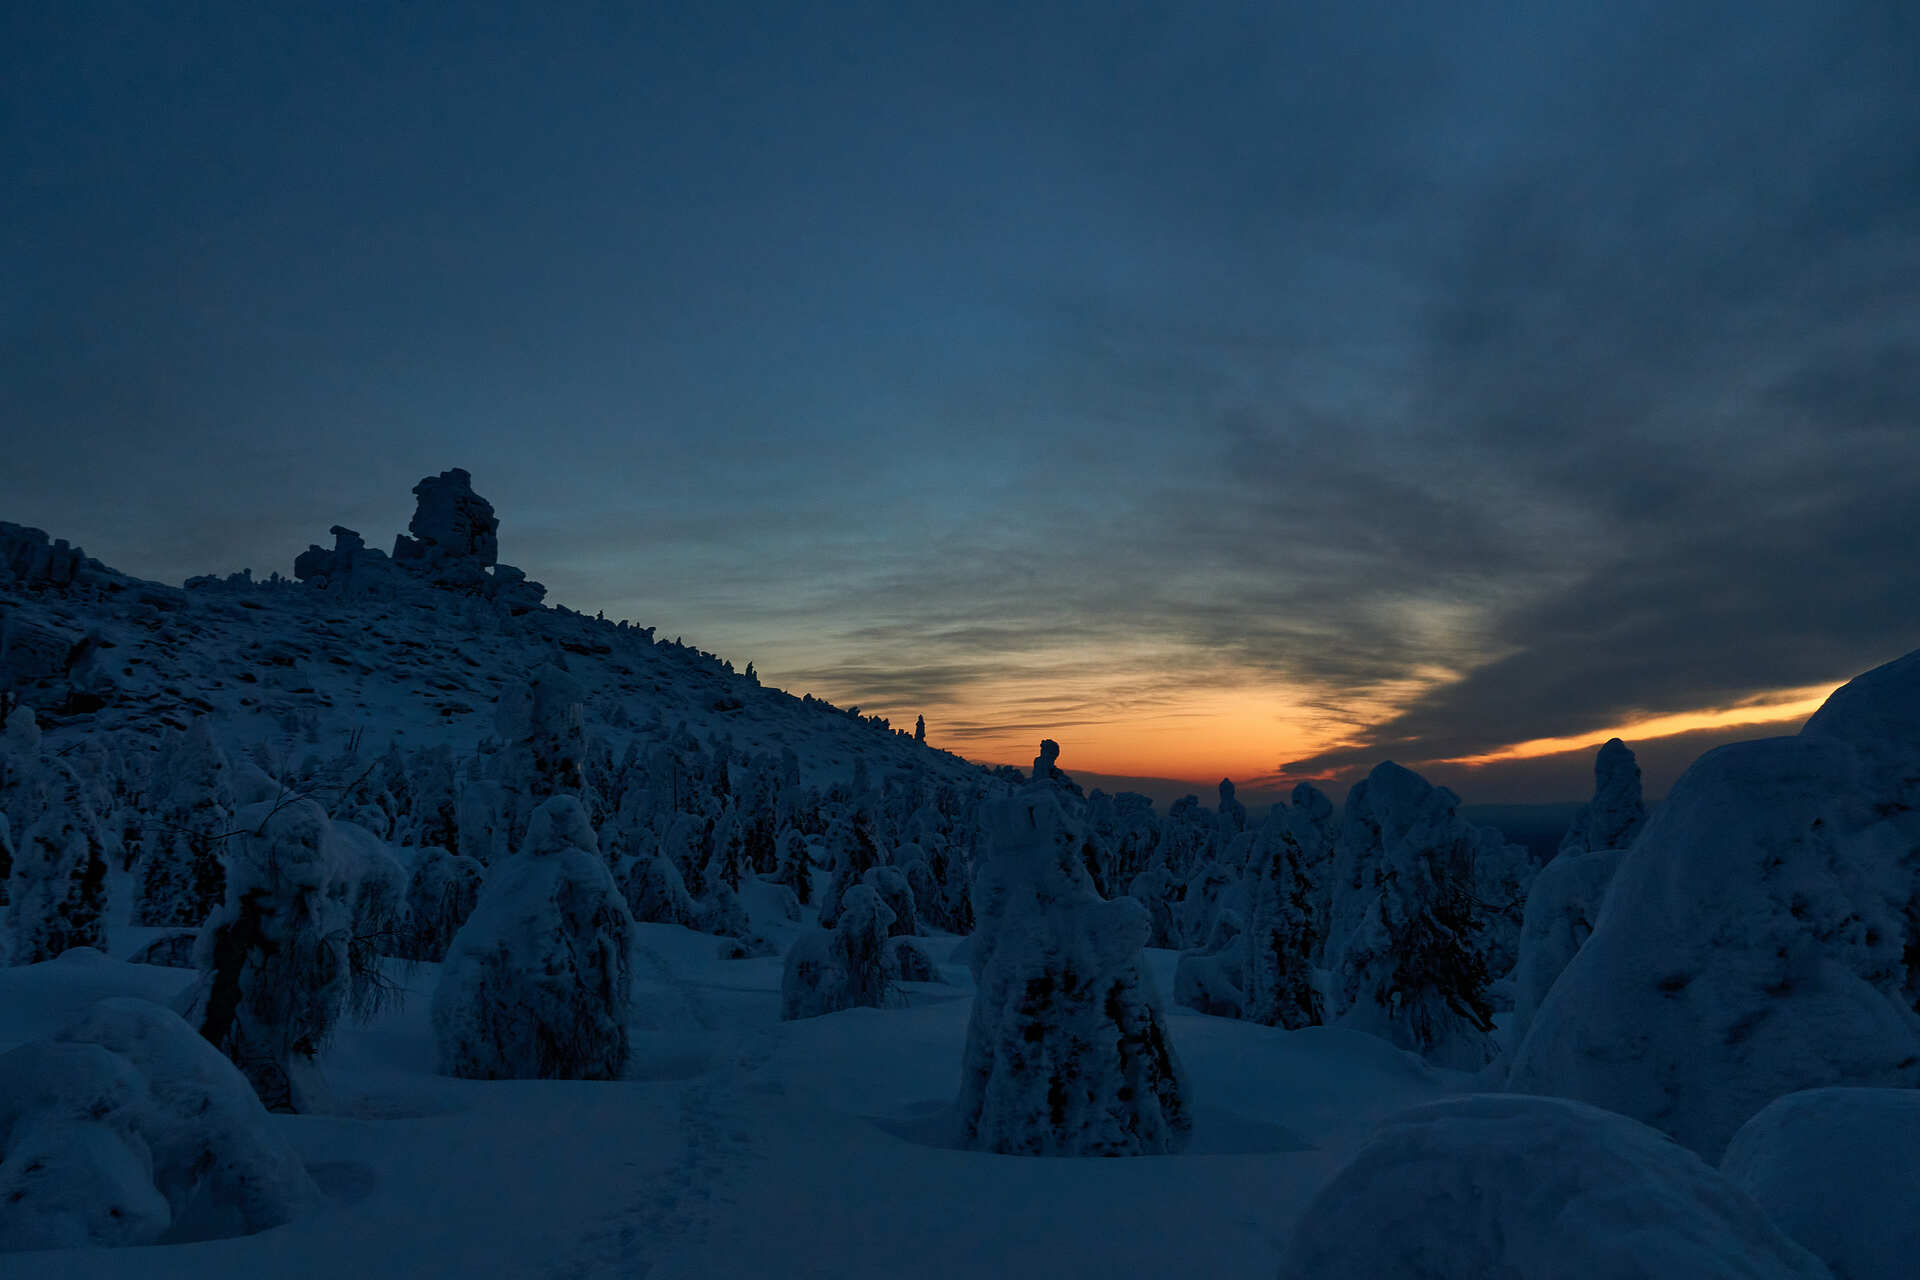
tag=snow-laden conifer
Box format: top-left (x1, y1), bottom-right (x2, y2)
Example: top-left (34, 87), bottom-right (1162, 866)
top-left (1241, 805), bottom-right (1325, 1029)
top-left (401, 846), bottom-right (484, 961)
top-left (1325, 762), bottom-right (1496, 1070)
top-left (779, 883), bottom-right (895, 1020)
top-left (175, 799), bottom-right (349, 1112)
top-left (134, 719), bottom-right (234, 927)
top-left (6, 766), bottom-right (108, 965)
top-left (955, 769), bottom-right (1191, 1156)
top-left (432, 795), bottom-right (634, 1080)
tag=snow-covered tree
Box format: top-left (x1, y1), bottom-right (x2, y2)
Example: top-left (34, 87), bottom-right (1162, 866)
top-left (1510, 649), bottom-right (1920, 1159)
top-left (0, 812), bottom-right (12, 908)
top-left (134, 719), bottom-right (234, 927)
top-left (862, 864), bottom-right (918, 937)
top-left (817, 804), bottom-right (881, 927)
top-left (1503, 846), bottom-right (1623, 1066)
top-left (401, 846), bottom-right (485, 961)
top-left (1326, 763), bottom-right (1496, 1070)
top-left (955, 770), bottom-right (1192, 1157)
top-left (433, 795), bottom-right (635, 1081)
top-left (6, 767), bottom-right (108, 965)
top-left (1558, 736), bottom-right (1649, 857)
top-left (623, 852), bottom-right (699, 926)
top-left (779, 883), bottom-right (896, 1021)
top-left (1241, 805), bottom-right (1325, 1029)
top-left (175, 799), bottom-right (349, 1112)
top-left (772, 827), bottom-right (813, 905)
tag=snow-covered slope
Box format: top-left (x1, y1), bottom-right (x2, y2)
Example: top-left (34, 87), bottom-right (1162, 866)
top-left (0, 481), bottom-right (985, 797)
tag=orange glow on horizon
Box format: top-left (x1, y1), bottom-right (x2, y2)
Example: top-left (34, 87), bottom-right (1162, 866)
top-left (1434, 683), bottom-right (1843, 767)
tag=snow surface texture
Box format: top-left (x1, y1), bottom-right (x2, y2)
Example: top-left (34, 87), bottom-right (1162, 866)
top-left (1508, 668), bottom-right (1920, 1158)
top-left (432, 795), bottom-right (636, 1080)
top-left (1720, 1087), bottom-right (1920, 1280)
top-left (0, 997), bottom-right (319, 1252)
top-left (1278, 1094), bottom-right (1832, 1279)
top-left (955, 779), bottom-right (1193, 1157)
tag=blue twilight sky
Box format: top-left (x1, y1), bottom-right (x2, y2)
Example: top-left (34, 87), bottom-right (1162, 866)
top-left (4, 2), bottom-right (1917, 800)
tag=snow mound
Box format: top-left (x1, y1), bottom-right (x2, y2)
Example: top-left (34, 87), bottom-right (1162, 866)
top-left (1278, 1093), bottom-right (1832, 1279)
top-left (1721, 1087), bottom-right (1920, 1280)
top-left (1508, 732), bottom-right (1920, 1158)
top-left (56, 997), bottom-right (323, 1242)
top-left (0, 997), bottom-right (319, 1253)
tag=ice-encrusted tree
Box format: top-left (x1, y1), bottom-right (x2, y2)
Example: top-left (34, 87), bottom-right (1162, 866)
top-left (955, 770), bottom-right (1192, 1157)
top-left (772, 827), bottom-right (813, 905)
top-left (816, 803), bottom-right (881, 928)
top-left (135, 719), bottom-right (235, 927)
top-left (401, 846), bottom-right (485, 961)
top-left (1326, 762), bottom-right (1497, 1070)
top-left (622, 850), bottom-right (699, 926)
top-left (433, 795), bottom-right (635, 1081)
top-left (6, 766), bottom-right (109, 965)
top-left (175, 799), bottom-right (349, 1112)
top-left (779, 883), bottom-right (896, 1020)
top-left (1558, 736), bottom-right (1649, 856)
top-left (1241, 805), bottom-right (1326, 1029)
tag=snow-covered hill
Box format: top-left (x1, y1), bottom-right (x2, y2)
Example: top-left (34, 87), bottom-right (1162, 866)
top-left (0, 470), bottom-right (984, 796)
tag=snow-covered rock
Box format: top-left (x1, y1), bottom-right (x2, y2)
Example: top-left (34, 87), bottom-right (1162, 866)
top-left (1721, 1087), bottom-right (1920, 1280)
top-left (56, 998), bottom-right (321, 1243)
top-left (955, 773), bottom-right (1191, 1157)
top-left (1278, 1094), bottom-right (1832, 1279)
top-left (432, 795), bottom-right (635, 1080)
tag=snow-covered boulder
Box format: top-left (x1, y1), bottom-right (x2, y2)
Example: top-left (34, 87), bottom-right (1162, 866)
top-left (1503, 847), bottom-right (1624, 1065)
top-left (57, 998), bottom-right (321, 1243)
top-left (1507, 732), bottom-right (1920, 1159)
top-left (955, 776), bottom-right (1191, 1157)
top-left (1278, 1094), bottom-right (1831, 1280)
top-left (0, 998), bottom-right (320, 1253)
top-left (1721, 1087), bottom-right (1920, 1280)
top-left (0, 1039), bottom-right (169, 1250)
top-left (432, 795), bottom-right (635, 1080)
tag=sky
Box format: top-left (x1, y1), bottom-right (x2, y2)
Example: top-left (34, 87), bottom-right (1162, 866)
top-left (5, 2), bottom-right (1917, 803)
